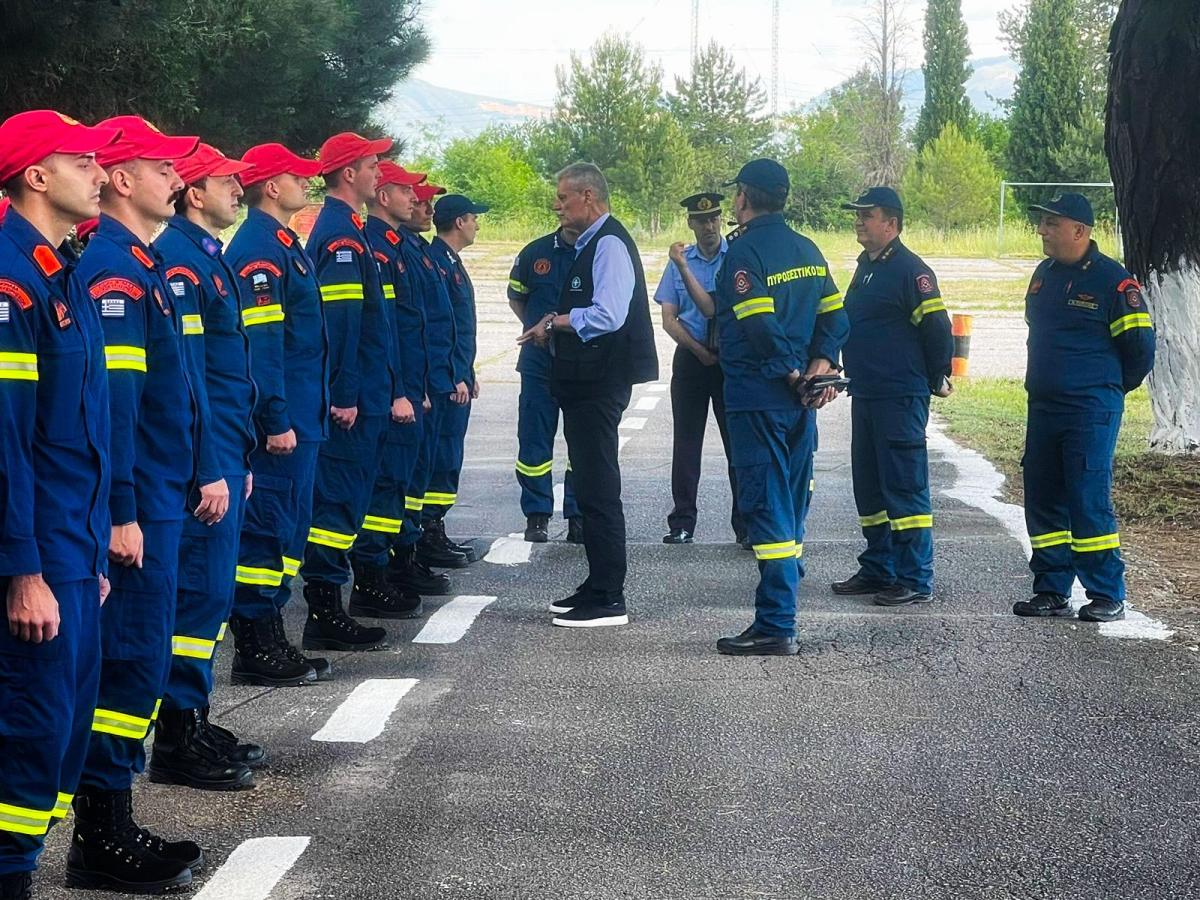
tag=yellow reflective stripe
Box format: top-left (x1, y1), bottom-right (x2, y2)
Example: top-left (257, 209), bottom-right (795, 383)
top-left (733, 297), bottom-right (774, 320)
top-left (181, 313), bottom-right (204, 335)
top-left (809, 479), bottom-right (815, 493)
top-left (817, 292), bottom-right (844, 314)
top-left (509, 278), bottom-right (530, 295)
top-left (423, 492), bottom-right (456, 505)
top-left (1110, 313), bottom-right (1152, 337)
top-left (0, 351), bottom-right (38, 381)
top-left (281, 556), bottom-right (301, 577)
top-left (0, 801), bottom-right (52, 836)
top-left (795, 543), bottom-right (804, 558)
top-left (910, 297), bottom-right (947, 325)
top-left (859, 510), bottom-right (889, 528)
top-left (320, 283), bottom-right (364, 302)
top-left (307, 526), bottom-right (355, 549)
top-left (753, 540), bottom-right (797, 560)
top-left (235, 565), bottom-right (283, 586)
top-left (172, 634), bottom-right (217, 660)
top-left (91, 707), bottom-right (152, 739)
top-left (104, 345), bottom-right (147, 372)
top-left (1072, 532), bottom-right (1120, 553)
top-left (362, 514), bottom-right (403, 534)
top-left (516, 459), bottom-right (554, 477)
top-left (50, 792), bottom-right (72, 820)
top-left (1029, 530), bottom-right (1072, 549)
top-left (382, 284), bottom-right (396, 300)
top-left (152, 698), bottom-right (162, 721)
top-left (242, 304), bottom-right (285, 327)
top-left (404, 496), bottom-right (424, 511)
top-left (216, 621), bottom-right (228, 641)
top-left (890, 514), bottom-right (933, 531)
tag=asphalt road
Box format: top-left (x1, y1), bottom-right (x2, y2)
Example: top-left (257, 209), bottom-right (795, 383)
top-left (33, 294), bottom-right (1200, 900)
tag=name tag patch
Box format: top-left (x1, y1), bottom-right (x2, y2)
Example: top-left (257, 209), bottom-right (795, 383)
top-left (336, 249), bottom-right (353, 264)
top-left (101, 296), bottom-right (126, 317)
top-left (1068, 297), bottom-right (1098, 310)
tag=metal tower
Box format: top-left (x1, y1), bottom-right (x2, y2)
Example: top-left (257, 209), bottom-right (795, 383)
top-left (690, 0), bottom-right (700, 67)
top-left (770, 0), bottom-right (780, 118)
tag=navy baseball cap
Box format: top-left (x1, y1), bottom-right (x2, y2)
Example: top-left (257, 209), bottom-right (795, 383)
top-left (724, 158), bottom-right (789, 196)
top-left (432, 193), bottom-right (489, 228)
top-left (842, 186), bottom-right (903, 213)
top-left (1028, 193), bottom-right (1094, 227)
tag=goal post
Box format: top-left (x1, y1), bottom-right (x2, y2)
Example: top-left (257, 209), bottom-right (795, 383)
top-left (997, 180), bottom-right (1119, 257)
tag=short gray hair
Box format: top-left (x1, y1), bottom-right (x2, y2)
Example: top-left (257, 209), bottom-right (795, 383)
top-left (556, 161), bottom-right (609, 204)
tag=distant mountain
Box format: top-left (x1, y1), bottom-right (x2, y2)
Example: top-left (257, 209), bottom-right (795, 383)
top-left (375, 78), bottom-right (551, 145)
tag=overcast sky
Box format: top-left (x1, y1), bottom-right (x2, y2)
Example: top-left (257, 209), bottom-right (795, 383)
top-left (410, 0), bottom-right (1013, 109)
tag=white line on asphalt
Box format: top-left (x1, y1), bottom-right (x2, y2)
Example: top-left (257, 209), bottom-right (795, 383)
top-left (484, 534), bottom-right (532, 566)
top-left (619, 417), bottom-right (647, 430)
top-left (928, 421), bottom-right (1173, 640)
top-left (193, 836), bottom-right (310, 900)
top-left (413, 595), bottom-right (497, 644)
top-left (312, 679), bottom-right (418, 743)
top-left (645, 384), bottom-right (667, 393)
top-left (553, 482), bottom-right (564, 514)
top-left (619, 435), bottom-right (631, 451)
top-left (634, 396), bottom-right (661, 411)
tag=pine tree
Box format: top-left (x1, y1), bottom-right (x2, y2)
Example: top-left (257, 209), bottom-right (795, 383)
top-left (913, 0), bottom-right (974, 153)
top-left (1004, 0), bottom-right (1086, 186)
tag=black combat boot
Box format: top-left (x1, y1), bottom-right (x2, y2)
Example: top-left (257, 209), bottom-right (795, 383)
top-left (65, 790), bottom-right (198, 893)
top-left (415, 523), bottom-right (469, 569)
top-left (0, 872), bottom-right (31, 900)
top-left (387, 545), bottom-right (451, 596)
top-left (302, 582), bottom-right (388, 651)
top-left (230, 614), bottom-right (317, 687)
top-left (148, 708), bottom-right (254, 791)
top-left (427, 517), bottom-right (475, 561)
top-left (268, 611), bottom-right (331, 681)
top-left (524, 515), bottom-right (549, 543)
top-left (199, 706), bottom-right (268, 769)
top-left (349, 562), bottom-right (423, 620)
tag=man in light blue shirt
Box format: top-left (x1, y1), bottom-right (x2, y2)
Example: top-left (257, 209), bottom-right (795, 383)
top-left (655, 192), bottom-right (743, 545)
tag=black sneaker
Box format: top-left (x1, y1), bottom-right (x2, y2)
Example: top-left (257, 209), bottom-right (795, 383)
top-left (872, 585), bottom-right (932, 607)
top-left (1012, 593), bottom-right (1072, 618)
top-left (566, 517), bottom-right (584, 544)
top-left (552, 598), bottom-right (628, 628)
top-left (716, 626), bottom-right (798, 656)
top-left (1078, 597), bottom-right (1125, 622)
top-left (548, 585), bottom-right (590, 614)
top-left (832, 572), bottom-right (895, 595)
top-left (524, 515), bottom-right (550, 543)
top-left (662, 528), bottom-right (694, 544)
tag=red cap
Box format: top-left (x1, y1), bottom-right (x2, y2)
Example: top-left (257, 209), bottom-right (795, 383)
top-left (0, 197), bottom-right (9, 224)
top-left (95, 116), bottom-right (198, 168)
top-left (174, 142), bottom-right (250, 185)
top-left (414, 182), bottom-right (446, 203)
top-left (317, 132), bottom-right (393, 175)
top-left (0, 109), bottom-right (121, 183)
top-left (239, 143), bottom-right (322, 187)
top-left (377, 160), bottom-right (425, 188)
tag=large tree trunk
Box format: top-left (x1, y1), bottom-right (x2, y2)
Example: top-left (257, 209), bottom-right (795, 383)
top-left (1106, 0), bottom-right (1200, 453)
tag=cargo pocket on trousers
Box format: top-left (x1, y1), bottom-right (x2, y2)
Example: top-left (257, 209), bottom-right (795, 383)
top-left (101, 570), bottom-right (171, 662)
top-left (885, 438), bottom-right (928, 495)
top-left (731, 443), bottom-right (770, 514)
top-left (242, 473), bottom-right (293, 541)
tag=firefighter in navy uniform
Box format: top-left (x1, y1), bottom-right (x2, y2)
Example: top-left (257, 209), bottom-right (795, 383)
top-left (425, 193), bottom-right (489, 558)
top-left (72, 115), bottom-right (204, 894)
top-left (710, 159), bottom-right (849, 656)
top-left (1013, 194), bottom-right (1154, 623)
top-left (351, 159), bottom-right (429, 614)
top-left (508, 228), bottom-right (582, 543)
top-left (833, 187), bottom-right (953, 607)
top-left (0, 110), bottom-right (116, 900)
top-left (300, 132), bottom-right (409, 651)
top-left (226, 143), bottom-right (331, 684)
top-left (150, 144), bottom-right (261, 792)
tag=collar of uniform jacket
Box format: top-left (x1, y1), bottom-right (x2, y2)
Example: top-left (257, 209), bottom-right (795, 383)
top-left (686, 237), bottom-right (728, 263)
top-left (96, 212), bottom-right (157, 263)
top-left (1, 206), bottom-right (71, 275)
top-left (1048, 239), bottom-right (1102, 272)
top-left (166, 214), bottom-right (223, 257)
top-left (573, 212), bottom-right (611, 256)
top-left (856, 235), bottom-right (902, 266)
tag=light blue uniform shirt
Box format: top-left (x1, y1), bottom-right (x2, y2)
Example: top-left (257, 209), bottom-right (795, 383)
top-left (567, 212), bottom-right (636, 343)
top-left (653, 238), bottom-right (727, 342)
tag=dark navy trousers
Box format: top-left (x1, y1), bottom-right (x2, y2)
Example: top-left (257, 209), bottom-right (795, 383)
top-left (422, 398), bottom-right (469, 525)
top-left (516, 372), bottom-right (578, 520)
top-left (355, 412), bottom-right (424, 567)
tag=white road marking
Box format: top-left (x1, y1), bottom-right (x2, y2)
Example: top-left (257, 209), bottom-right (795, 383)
top-left (484, 533), bottom-right (532, 565)
top-left (619, 417), bottom-right (647, 430)
top-left (193, 836), bottom-right (309, 900)
top-left (312, 678), bottom-right (418, 743)
top-left (413, 595), bottom-right (497, 644)
top-left (553, 482), bottom-right (564, 514)
top-left (645, 384), bottom-right (667, 393)
top-left (634, 396), bottom-right (661, 411)
top-left (619, 435), bottom-right (631, 452)
top-left (929, 421), bottom-right (1172, 640)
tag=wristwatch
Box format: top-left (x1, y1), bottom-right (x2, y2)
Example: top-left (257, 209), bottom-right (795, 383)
top-left (543, 316), bottom-right (555, 335)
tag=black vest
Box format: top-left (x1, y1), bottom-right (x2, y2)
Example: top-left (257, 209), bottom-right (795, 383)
top-left (552, 215), bottom-right (658, 386)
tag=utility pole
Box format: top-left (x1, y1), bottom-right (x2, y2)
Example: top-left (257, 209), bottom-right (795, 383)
top-left (690, 0), bottom-right (700, 67)
top-left (770, 0), bottom-right (781, 119)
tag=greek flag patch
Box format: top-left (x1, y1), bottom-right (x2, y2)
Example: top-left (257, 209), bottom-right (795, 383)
top-left (100, 296), bottom-right (126, 318)
top-left (0, 300), bottom-right (8, 323)
top-left (170, 281), bottom-right (186, 297)
top-left (335, 250), bottom-right (353, 264)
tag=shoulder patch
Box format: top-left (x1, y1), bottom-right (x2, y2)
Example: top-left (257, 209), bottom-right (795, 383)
top-left (1117, 277), bottom-right (1142, 309)
top-left (0, 278), bottom-right (33, 310)
top-left (238, 259), bottom-right (283, 278)
top-left (327, 237), bottom-right (364, 254)
top-left (1028, 278), bottom-right (1042, 296)
top-left (733, 269), bottom-right (751, 295)
top-left (32, 245), bottom-right (63, 277)
top-left (165, 266), bottom-right (200, 286)
top-left (275, 229), bottom-right (294, 248)
top-left (351, 212), bottom-right (364, 230)
top-left (533, 258), bottom-right (551, 276)
top-left (130, 246), bottom-right (155, 269)
top-left (373, 251), bottom-right (390, 265)
top-left (385, 229), bottom-right (401, 246)
top-left (100, 296), bottom-right (126, 318)
top-left (89, 277), bottom-right (144, 301)
top-left (915, 272), bottom-right (936, 297)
